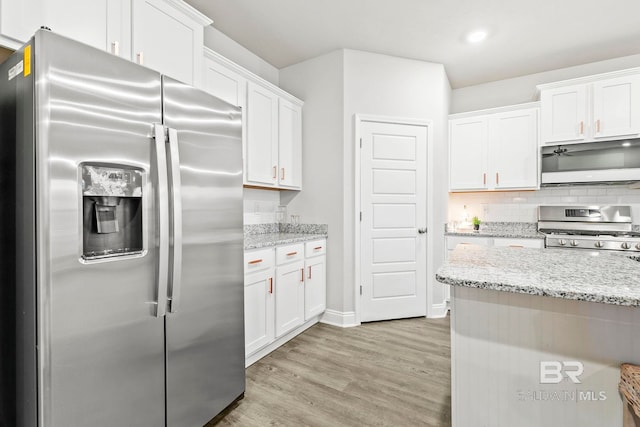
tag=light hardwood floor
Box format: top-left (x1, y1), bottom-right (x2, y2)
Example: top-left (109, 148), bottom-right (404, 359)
top-left (210, 316), bottom-right (451, 427)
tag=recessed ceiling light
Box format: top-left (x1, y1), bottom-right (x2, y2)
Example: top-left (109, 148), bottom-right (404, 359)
top-left (466, 30), bottom-right (488, 44)
top-left (622, 142), bottom-right (631, 147)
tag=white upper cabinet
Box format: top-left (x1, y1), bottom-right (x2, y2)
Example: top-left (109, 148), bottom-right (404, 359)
top-left (202, 51), bottom-right (247, 108)
top-left (449, 104), bottom-right (539, 192)
top-left (278, 99), bottom-right (302, 189)
top-left (449, 117), bottom-right (487, 190)
top-left (540, 84), bottom-right (588, 144)
top-left (0, 0), bottom-right (126, 54)
top-left (592, 74), bottom-right (640, 139)
top-left (246, 82), bottom-right (279, 187)
top-left (41, 0), bottom-right (128, 56)
top-left (131, 0), bottom-right (210, 86)
top-left (539, 70), bottom-right (640, 144)
top-left (0, 0), bottom-right (210, 76)
top-left (489, 109), bottom-right (539, 189)
top-left (245, 81), bottom-right (303, 190)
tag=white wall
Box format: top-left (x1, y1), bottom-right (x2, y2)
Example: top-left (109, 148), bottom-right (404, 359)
top-left (279, 50), bottom-right (346, 313)
top-left (342, 50), bottom-right (450, 317)
top-left (280, 49), bottom-right (451, 321)
top-left (449, 186), bottom-right (640, 226)
top-left (451, 53), bottom-right (640, 113)
top-left (203, 26), bottom-right (279, 86)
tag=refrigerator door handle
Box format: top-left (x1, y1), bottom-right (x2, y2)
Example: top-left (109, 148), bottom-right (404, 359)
top-left (167, 127), bottom-right (183, 313)
top-left (154, 123), bottom-right (170, 317)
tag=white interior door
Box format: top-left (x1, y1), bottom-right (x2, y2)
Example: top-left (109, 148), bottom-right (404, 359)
top-left (360, 120), bottom-right (427, 322)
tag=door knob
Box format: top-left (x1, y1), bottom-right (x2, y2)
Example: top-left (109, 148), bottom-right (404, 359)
top-left (418, 228), bottom-right (427, 234)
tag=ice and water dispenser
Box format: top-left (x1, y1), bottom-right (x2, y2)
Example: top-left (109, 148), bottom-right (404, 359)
top-left (81, 164), bottom-right (144, 260)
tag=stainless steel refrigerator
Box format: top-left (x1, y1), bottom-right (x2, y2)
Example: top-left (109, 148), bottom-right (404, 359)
top-left (0, 30), bottom-right (245, 427)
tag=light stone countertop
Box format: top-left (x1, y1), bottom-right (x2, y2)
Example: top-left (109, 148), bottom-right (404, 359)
top-left (244, 232), bottom-right (327, 250)
top-left (436, 244), bottom-right (640, 306)
top-left (445, 221), bottom-right (544, 240)
top-left (445, 229), bottom-right (545, 239)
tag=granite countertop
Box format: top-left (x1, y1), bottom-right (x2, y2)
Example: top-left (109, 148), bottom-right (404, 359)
top-left (445, 229), bottom-right (545, 239)
top-left (244, 223), bottom-right (328, 250)
top-left (436, 244), bottom-right (640, 306)
top-left (245, 232), bottom-right (328, 250)
top-left (445, 221), bottom-right (544, 239)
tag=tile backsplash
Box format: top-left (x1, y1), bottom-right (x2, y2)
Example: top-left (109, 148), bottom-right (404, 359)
top-left (449, 185), bottom-right (640, 224)
top-left (243, 188), bottom-right (280, 224)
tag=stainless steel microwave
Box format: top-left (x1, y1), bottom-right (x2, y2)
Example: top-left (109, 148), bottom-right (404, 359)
top-left (540, 138), bottom-right (640, 186)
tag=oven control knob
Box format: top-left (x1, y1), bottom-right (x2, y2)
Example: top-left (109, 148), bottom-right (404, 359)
top-left (621, 242), bottom-right (631, 250)
top-left (558, 239), bottom-right (567, 246)
top-left (636, 243), bottom-right (640, 250)
top-left (594, 241), bottom-right (604, 248)
top-left (570, 240), bottom-right (579, 247)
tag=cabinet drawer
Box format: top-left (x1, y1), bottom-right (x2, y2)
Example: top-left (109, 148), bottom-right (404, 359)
top-left (276, 243), bottom-right (304, 265)
top-left (446, 236), bottom-right (492, 250)
top-left (493, 238), bottom-right (544, 249)
top-left (305, 240), bottom-right (326, 258)
top-left (244, 248), bottom-right (275, 274)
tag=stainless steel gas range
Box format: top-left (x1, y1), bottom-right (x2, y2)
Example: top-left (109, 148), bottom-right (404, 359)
top-left (538, 205), bottom-right (640, 253)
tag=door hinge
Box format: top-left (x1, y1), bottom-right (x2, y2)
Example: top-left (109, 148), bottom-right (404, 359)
top-left (360, 138), bottom-right (362, 148)
top-left (360, 211), bottom-right (362, 221)
top-left (360, 285), bottom-right (363, 295)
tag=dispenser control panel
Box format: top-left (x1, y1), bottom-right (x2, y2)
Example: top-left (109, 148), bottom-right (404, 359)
top-left (82, 165), bottom-right (142, 197)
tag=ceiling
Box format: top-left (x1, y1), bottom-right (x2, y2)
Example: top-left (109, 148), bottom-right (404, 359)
top-left (184, 0), bottom-right (640, 89)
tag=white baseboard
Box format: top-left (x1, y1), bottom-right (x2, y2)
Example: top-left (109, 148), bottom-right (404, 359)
top-left (320, 309), bottom-right (358, 328)
top-left (429, 302), bottom-right (449, 319)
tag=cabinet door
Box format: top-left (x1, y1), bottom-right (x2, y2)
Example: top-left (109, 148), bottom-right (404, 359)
top-left (592, 74), bottom-right (640, 139)
top-left (274, 261), bottom-right (305, 337)
top-left (540, 84), bottom-right (588, 144)
top-left (43, 0), bottom-right (107, 52)
top-left (489, 109), bottom-right (539, 189)
top-left (246, 82), bottom-right (279, 187)
top-left (244, 271), bottom-right (275, 356)
top-left (278, 98), bottom-right (302, 189)
top-left (0, 0), bottom-right (42, 47)
top-left (304, 256), bottom-right (326, 320)
top-left (203, 59), bottom-right (246, 107)
top-left (131, 0), bottom-right (203, 85)
top-left (449, 117), bottom-right (488, 191)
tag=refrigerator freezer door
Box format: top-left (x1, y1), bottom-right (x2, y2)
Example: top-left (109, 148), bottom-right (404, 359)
top-left (35, 31), bottom-right (166, 426)
top-left (162, 76), bottom-right (245, 427)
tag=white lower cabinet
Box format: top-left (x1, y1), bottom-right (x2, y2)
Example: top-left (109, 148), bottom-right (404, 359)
top-left (274, 251), bottom-right (305, 337)
top-left (304, 240), bottom-right (326, 320)
top-left (244, 239), bottom-right (327, 364)
top-left (244, 271), bottom-right (274, 356)
top-left (243, 248), bottom-right (275, 357)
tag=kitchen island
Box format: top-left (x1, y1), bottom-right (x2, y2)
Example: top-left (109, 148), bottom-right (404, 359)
top-left (437, 245), bottom-right (640, 427)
